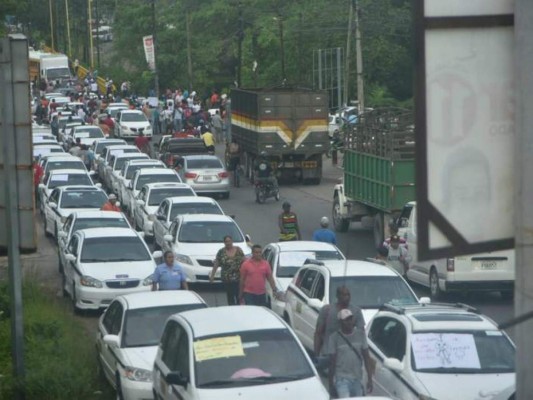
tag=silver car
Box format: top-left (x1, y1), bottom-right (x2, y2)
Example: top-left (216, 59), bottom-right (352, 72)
top-left (178, 155), bottom-right (230, 199)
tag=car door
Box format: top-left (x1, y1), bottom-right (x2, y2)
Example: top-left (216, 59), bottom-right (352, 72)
top-left (58, 215), bottom-right (74, 262)
top-left (291, 268), bottom-right (318, 345)
top-left (405, 204), bottom-right (426, 286)
top-left (166, 325), bottom-right (193, 400)
top-left (45, 188), bottom-right (60, 231)
top-left (262, 246), bottom-right (276, 305)
top-left (299, 270), bottom-right (325, 349)
top-left (97, 300), bottom-right (124, 384)
top-left (164, 220), bottom-right (180, 253)
top-left (368, 316), bottom-right (412, 399)
top-left (134, 186), bottom-right (148, 227)
top-left (155, 320), bottom-right (185, 400)
top-left (64, 235), bottom-right (80, 297)
top-left (153, 201), bottom-right (167, 247)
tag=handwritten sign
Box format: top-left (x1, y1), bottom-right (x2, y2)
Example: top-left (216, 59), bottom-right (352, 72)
top-left (411, 333), bottom-right (480, 369)
top-left (279, 251), bottom-right (316, 267)
top-left (193, 335), bottom-right (244, 362)
top-left (51, 174), bottom-right (69, 182)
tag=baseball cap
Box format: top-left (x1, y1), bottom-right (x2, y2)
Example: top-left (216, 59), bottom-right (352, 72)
top-left (108, 194), bottom-right (117, 200)
top-left (337, 309), bottom-right (353, 320)
top-left (320, 216), bottom-right (329, 225)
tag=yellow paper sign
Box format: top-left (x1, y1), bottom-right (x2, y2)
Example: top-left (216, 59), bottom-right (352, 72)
top-left (193, 335), bottom-right (245, 362)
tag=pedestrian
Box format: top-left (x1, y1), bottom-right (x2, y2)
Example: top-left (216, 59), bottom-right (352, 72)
top-left (278, 201), bottom-right (301, 241)
top-left (386, 235), bottom-right (409, 276)
top-left (50, 115), bottom-right (59, 138)
top-left (314, 286), bottom-right (365, 357)
top-left (84, 144), bottom-right (96, 171)
top-left (33, 160), bottom-right (44, 205)
top-left (239, 244), bottom-right (280, 306)
top-left (201, 128), bottom-right (215, 153)
top-left (209, 235), bottom-right (245, 305)
top-left (152, 251), bottom-right (189, 291)
top-left (69, 138), bottom-right (82, 157)
top-left (134, 131), bottom-right (151, 156)
top-left (173, 103), bottom-right (183, 132)
top-left (327, 309), bottom-right (374, 398)
top-left (101, 194), bottom-right (121, 212)
top-left (383, 224), bottom-right (408, 250)
top-left (151, 106), bottom-right (161, 135)
top-left (312, 216), bottom-right (337, 244)
top-left (211, 110), bottom-right (224, 143)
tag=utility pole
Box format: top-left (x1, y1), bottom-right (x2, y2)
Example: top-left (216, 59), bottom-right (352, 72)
top-left (95, 0), bottom-right (100, 68)
top-left (150, 0), bottom-right (160, 99)
top-left (49, 0), bottom-right (55, 50)
top-left (236, 4), bottom-right (244, 88)
top-left (88, 0), bottom-right (94, 68)
top-left (185, 10), bottom-right (193, 91)
top-left (514, 1), bottom-right (533, 397)
top-left (252, 30), bottom-right (259, 87)
top-left (277, 13), bottom-right (286, 82)
top-left (65, 0), bottom-right (72, 57)
top-left (344, 0), bottom-right (354, 107)
top-left (355, 0), bottom-right (364, 112)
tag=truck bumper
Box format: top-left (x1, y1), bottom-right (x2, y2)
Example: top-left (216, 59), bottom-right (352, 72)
top-left (444, 280), bottom-right (514, 292)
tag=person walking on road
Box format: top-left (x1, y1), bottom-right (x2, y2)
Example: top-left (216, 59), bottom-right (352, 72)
top-left (211, 110), bottom-right (224, 142)
top-left (239, 244), bottom-right (280, 306)
top-left (278, 201), bottom-right (301, 241)
top-left (210, 235), bottom-right (245, 305)
top-left (327, 309), bottom-right (374, 398)
top-left (152, 251), bottom-right (189, 291)
top-left (314, 286), bottom-right (365, 357)
top-left (101, 194), bottom-right (121, 212)
top-left (386, 235), bottom-right (409, 276)
top-left (202, 128), bottom-right (216, 153)
top-left (312, 216), bottom-right (337, 244)
top-left (134, 131), bottom-right (151, 156)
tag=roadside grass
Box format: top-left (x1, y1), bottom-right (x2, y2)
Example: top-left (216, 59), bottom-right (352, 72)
top-left (0, 280), bottom-right (114, 400)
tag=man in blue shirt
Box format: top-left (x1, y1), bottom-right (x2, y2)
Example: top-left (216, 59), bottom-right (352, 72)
top-left (312, 217), bottom-right (337, 245)
top-left (152, 251), bottom-right (189, 291)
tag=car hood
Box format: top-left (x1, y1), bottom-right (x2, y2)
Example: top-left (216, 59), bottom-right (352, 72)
top-left (174, 242), bottom-right (250, 258)
top-left (59, 207), bottom-right (102, 217)
top-left (195, 376), bottom-right (328, 400)
top-left (121, 122), bottom-right (150, 129)
top-left (414, 371), bottom-right (514, 400)
top-left (79, 260), bottom-right (154, 280)
top-left (121, 346), bottom-right (158, 371)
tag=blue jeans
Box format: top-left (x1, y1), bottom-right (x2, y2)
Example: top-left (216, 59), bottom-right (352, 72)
top-left (335, 376), bottom-right (363, 398)
top-left (243, 292), bottom-right (267, 307)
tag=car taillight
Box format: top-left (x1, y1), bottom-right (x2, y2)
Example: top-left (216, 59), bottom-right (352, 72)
top-left (218, 171), bottom-right (229, 178)
top-left (447, 258), bottom-right (455, 272)
top-left (184, 172), bottom-right (198, 179)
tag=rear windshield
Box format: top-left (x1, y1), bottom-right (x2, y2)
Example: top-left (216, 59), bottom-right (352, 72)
top-left (48, 174), bottom-right (92, 189)
top-left (187, 159), bottom-right (223, 169)
top-left (135, 174), bottom-right (180, 190)
top-left (148, 188), bottom-right (195, 206)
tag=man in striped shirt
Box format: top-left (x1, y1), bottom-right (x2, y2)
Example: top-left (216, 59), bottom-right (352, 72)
top-left (278, 201), bottom-right (301, 241)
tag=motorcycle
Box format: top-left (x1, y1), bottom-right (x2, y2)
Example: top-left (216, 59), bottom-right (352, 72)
top-left (255, 179), bottom-right (280, 203)
top-left (326, 131), bottom-right (344, 158)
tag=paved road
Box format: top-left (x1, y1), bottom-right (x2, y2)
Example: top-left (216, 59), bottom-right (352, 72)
top-left (16, 141), bottom-right (514, 340)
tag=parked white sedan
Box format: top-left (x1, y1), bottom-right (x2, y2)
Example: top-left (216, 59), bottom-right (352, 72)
top-left (105, 153), bottom-right (150, 194)
top-left (116, 159), bottom-right (166, 204)
top-left (96, 291), bottom-right (207, 400)
top-left (115, 109), bottom-right (153, 138)
top-left (61, 227), bottom-right (161, 312)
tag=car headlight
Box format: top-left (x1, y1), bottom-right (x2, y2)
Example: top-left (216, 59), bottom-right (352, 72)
top-left (175, 254), bottom-right (193, 265)
top-left (80, 275), bottom-right (103, 288)
top-left (142, 274), bottom-right (153, 286)
top-left (124, 366), bottom-right (152, 382)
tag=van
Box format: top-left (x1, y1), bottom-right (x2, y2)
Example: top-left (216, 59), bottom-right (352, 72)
top-left (397, 201), bottom-right (514, 299)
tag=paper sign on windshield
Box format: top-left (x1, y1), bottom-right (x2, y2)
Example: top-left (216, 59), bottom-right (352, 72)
top-left (51, 174), bottom-right (69, 182)
top-left (279, 251), bottom-right (316, 267)
top-left (411, 333), bottom-right (480, 369)
top-left (193, 335), bottom-right (244, 362)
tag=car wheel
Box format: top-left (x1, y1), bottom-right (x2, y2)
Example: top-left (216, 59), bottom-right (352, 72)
top-left (429, 268), bottom-right (441, 300)
top-left (332, 196), bottom-right (349, 232)
top-left (257, 188), bottom-right (266, 204)
top-left (71, 284), bottom-right (81, 315)
top-left (44, 219), bottom-right (52, 237)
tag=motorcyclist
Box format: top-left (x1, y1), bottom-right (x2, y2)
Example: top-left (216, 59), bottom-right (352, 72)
top-left (254, 151), bottom-right (278, 190)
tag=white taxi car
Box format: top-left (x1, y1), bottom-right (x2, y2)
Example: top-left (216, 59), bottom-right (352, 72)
top-left (262, 241), bottom-right (345, 317)
top-left (283, 260), bottom-right (422, 351)
top-left (98, 144), bottom-right (140, 186)
top-left (366, 303), bottom-right (515, 400)
top-left (96, 291), bottom-right (207, 400)
top-left (116, 159), bottom-right (166, 204)
top-left (61, 227), bottom-right (161, 312)
top-left (152, 306), bottom-right (330, 400)
top-left (105, 152), bottom-right (150, 194)
top-left (115, 109), bottom-right (153, 138)
top-left (161, 214), bottom-right (250, 282)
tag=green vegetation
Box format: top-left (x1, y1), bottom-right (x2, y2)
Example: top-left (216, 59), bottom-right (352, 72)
top-left (0, 281), bottom-right (113, 400)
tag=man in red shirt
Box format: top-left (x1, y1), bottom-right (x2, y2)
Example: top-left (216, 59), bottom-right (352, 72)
top-left (134, 132), bottom-right (151, 155)
top-left (239, 244), bottom-right (279, 306)
top-left (33, 161), bottom-right (44, 205)
top-left (101, 194), bottom-right (121, 212)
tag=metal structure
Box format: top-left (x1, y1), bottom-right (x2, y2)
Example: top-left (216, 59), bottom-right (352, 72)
top-left (312, 47), bottom-right (344, 112)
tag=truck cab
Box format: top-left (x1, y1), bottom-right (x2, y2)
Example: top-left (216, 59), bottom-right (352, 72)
top-left (401, 201), bottom-right (514, 300)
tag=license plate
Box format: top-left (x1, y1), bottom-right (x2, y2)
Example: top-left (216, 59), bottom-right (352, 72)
top-left (201, 175), bottom-right (214, 181)
top-left (481, 261), bottom-right (497, 270)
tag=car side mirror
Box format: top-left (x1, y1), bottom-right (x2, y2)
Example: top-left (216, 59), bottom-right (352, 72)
top-left (58, 231), bottom-right (67, 238)
top-left (229, 214), bottom-right (236, 219)
top-left (128, 182), bottom-right (133, 190)
top-left (166, 371), bottom-right (188, 388)
top-left (49, 202), bottom-right (57, 209)
top-left (38, 183), bottom-right (45, 189)
top-left (136, 199), bottom-right (145, 206)
top-left (419, 297), bottom-right (431, 305)
top-left (89, 170), bottom-right (95, 176)
top-left (383, 357), bottom-right (404, 372)
top-left (94, 183), bottom-right (102, 188)
top-left (307, 298), bottom-right (324, 310)
top-left (163, 234), bottom-right (173, 242)
top-left (65, 254), bottom-right (76, 262)
top-left (103, 334), bottom-right (121, 348)
top-left (152, 250), bottom-right (163, 259)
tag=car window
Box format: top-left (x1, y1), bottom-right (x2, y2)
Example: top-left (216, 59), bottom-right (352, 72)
top-left (368, 317), bottom-right (406, 361)
top-left (171, 221), bottom-right (179, 241)
top-left (68, 236), bottom-right (79, 256)
top-left (299, 269), bottom-right (318, 296)
top-left (175, 325), bottom-right (190, 378)
top-left (63, 215), bottom-right (73, 233)
top-left (312, 273), bottom-right (325, 301)
top-left (103, 301), bottom-right (122, 334)
top-left (161, 320), bottom-right (181, 369)
top-left (49, 189), bottom-right (60, 203)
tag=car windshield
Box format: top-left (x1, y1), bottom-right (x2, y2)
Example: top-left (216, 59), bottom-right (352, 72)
top-left (178, 221), bottom-right (243, 243)
top-left (329, 276), bottom-right (418, 308)
top-left (195, 329), bottom-right (314, 388)
top-left (74, 128), bottom-right (104, 139)
top-left (121, 113), bottom-right (146, 122)
top-left (46, 68), bottom-right (70, 80)
top-left (48, 174), bottom-right (92, 189)
top-left (411, 331), bottom-right (515, 374)
top-left (148, 189), bottom-right (195, 206)
top-left (108, 108), bottom-right (125, 118)
top-left (135, 174), bottom-right (180, 190)
top-left (45, 161), bottom-right (85, 173)
top-left (277, 250), bottom-right (344, 278)
top-left (80, 236), bottom-right (151, 262)
top-left (187, 158), bottom-right (223, 169)
top-left (170, 203), bottom-right (223, 220)
top-left (60, 191), bottom-right (107, 208)
top-left (123, 304), bottom-right (207, 347)
top-left (125, 164), bottom-right (160, 179)
top-left (58, 117), bottom-right (82, 129)
top-left (72, 217), bottom-right (129, 234)
top-left (114, 157), bottom-right (144, 171)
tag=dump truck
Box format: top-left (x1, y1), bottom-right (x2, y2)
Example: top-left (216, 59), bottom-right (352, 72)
top-left (229, 87), bottom-right (329, 183)
top-left (332, 107), bottom-right (415, 247)
top-left (28, 49), bottom-right (71, 82)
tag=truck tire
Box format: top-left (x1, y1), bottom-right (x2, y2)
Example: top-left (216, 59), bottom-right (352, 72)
top-left (373, 213), bottom-right (384, 248)
top-left (332, 196), bottom-right (349, 232)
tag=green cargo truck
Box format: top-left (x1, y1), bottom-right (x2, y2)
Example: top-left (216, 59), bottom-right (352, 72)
top-left (229, 87), bottom-right (329, 183)
top-left (332, 108), bottom-right (415, 247)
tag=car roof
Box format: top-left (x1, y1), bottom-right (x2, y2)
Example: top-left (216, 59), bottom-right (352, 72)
top-left (71, 210), bottom-right (126, 219)
top-left (179, 214), bottom-right (233, 222)
top-left (379, 303), bottom-right (500, 332)
top-left (270, 240), bottom-right (342, 252)
top-left (314, 260), bottom-right (400, 278)
top-left (166, 196), bottom-right (213, 204)
top-left (143, 182), bottom-right (192, 190)
top-left (176, 306), bottom-right (285, 338)
top-left (119, 291), bottom-right (206, 310)
top-left (136, 168), bottom-right (176, 175)
top-left (77, 227), bottom-right (139, 239)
